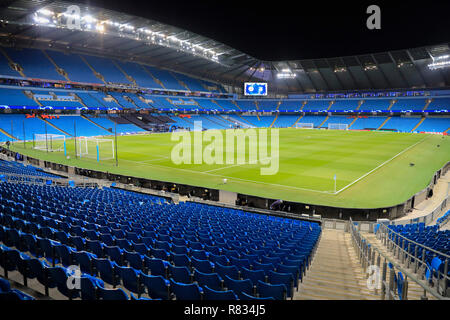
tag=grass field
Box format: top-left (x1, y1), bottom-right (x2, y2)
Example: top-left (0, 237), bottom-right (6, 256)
top-left (10, 128), bottom-right (450, 209)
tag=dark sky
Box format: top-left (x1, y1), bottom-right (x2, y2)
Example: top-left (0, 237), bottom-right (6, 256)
top-left (75, 0), bottom-right (449, 61)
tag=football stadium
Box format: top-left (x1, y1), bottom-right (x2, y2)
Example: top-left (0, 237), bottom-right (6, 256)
top-left (0, 0), bottom-right (449, 305)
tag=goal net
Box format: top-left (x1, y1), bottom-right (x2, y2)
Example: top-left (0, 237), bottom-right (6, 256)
top-left (328, 123), bottom-right (349, 130)
top-left (295, 123), bottom-right (314, 129)
top-left (77, 137), bottom-right (115, 161)
top-left (34, 134), bottom-right (66, 152)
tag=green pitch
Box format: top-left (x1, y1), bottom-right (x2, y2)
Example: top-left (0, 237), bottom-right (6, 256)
top-left (11, 129), bottom-right (450, 209)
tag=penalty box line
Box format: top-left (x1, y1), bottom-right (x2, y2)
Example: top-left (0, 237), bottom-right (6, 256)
top-left (334, 135), bottom-right (431, 195)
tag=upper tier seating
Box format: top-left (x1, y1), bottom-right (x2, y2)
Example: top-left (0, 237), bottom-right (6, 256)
top-left (46, 51), bottom-right (100, 84)
top-left (391, 99), bottom-right (427, 111)
top-left (360, 99), bottom-right (392, 111)
top-left (331, 100), bottom-right (360, 111)
top-left (145, 66), bottom-right (185, 91)
top-left (114, 61), bottom-right (162, 89)
top-left (427, 98), bottom-right (450, 111)
top-left (303, 100), bottom-right (332, 111)
top-left (3, 48), bottom-right (66, 81)
top-left (80, 55), bottom-right (132, 85)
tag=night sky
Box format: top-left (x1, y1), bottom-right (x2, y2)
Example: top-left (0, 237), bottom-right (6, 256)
top-left (73, 0), bottom-right (449, 60)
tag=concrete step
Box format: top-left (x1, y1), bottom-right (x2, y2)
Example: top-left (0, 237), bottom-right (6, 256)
top-left (295, 229), bottom-right (378, 300)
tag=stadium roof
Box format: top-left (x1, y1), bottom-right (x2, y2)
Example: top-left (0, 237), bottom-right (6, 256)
top-left (0, 0), bottom-right (449, 94)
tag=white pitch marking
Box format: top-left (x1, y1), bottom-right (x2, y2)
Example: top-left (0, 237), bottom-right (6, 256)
top-left (334, 135), bottom-right (430, 195)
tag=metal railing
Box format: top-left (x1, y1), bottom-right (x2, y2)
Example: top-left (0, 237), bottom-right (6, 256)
top-left (376, 222), bottom-right (449, 297)
top-left (349, 217), bottom-right (449, 300)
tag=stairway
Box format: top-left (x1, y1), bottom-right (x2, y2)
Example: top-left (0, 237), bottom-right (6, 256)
top-left (142, 66), bottom-right (166, 89)
top-left (444, 127), bottom-right (449, 134)
top-left (355, 100), bottom-right (365, 110)
top-left (112, 60), bottom-right (137, 86)
top-left (318, 116), bottom-right (329, 128)
top-left (231, 100), bottom-right (242, 111)
top-left (300, 101), bottom-right (308, 111)
top-left (327, 101), bottom-right (335, 111)
top-left (361, 233), bottom-right (438, 300)
top-left (37, 116), bottom-right (73, 137)
top-left (0, 128), bottom-right (18, 140)
top-left (377, 117), bottom-right (391, 130)
top-left (410, 117), bottom-right (426, 132)
top-left (276, 101), bottom-right (282, 111)
top-left (387, 99), bottom-right (397, 111)
top-left (423, 99), bottom-right (433, 111)
top-left (269, 114), bottom-right (279, 128)
top-left (80, 115), bottom-right (112, 133)
top-left (348, 117), bottom-right (359, 129)
top-left (291, 115), bottom-right (304, 127)
top-left (79, 55), bottom-right (106, 84)
top-left (23, 91), bottom-right (43, 107)
top-left (42, 50), bottom-right (70, 81)
top-left (295, 229), bottom-right (379, 300)
top-left (0, 47), bottom-right (26, 78)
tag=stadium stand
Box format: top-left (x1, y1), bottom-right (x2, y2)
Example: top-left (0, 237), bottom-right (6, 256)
top-left (45, 50), bottom-right (100, 84)
top-left (427, 98), bottom-right (450, 111)
top-left (3, 47), bottom-right (66, 81)
top-left (0, 166), bottom-right (321, 300)
top-left (0, 87), bottom-right (39, 107)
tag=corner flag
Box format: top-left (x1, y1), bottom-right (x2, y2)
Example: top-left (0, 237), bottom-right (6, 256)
top-left (333, 174), bottom-right (337, 193)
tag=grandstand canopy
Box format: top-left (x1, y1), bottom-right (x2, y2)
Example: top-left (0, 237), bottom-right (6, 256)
top-left (0, 0), bottom-right (449, 94)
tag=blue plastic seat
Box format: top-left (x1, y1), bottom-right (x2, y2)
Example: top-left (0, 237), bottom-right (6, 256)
top-left (209, 253), bottom-right (229, 266)
top-left (123, 250), bottom-right (143, 269)
top-left (193, 269), bottom-right (223, 291)
top-left (171, 253), bottom-right (191, 268)
top-left (86, 240), bottom-right (104, 258)
top-left (170, 278), bottom-right (203, 300)
top-left (203, 285), bottom-right (238, 300)
top-left (168, 264), bottom-right (192, 284)
top-left (54, 244), bottom-right (75, 267)
top-left (133, 243), bottom-right (150, 256)
top-left (73, 251), bottom-right (96, 275)
top-left (117, 266), bottom-right (144, 297)
top-left (257, 280), bottom-right (286, 300)
top-left (93, 258), bottom-right (120, 287)
top-left (254, 261), bottom-right (275, 274)
top-left (79, 275), bottom-right (104, 300)
top-left (223, 275), bottom-right (254, 300)
top-left (215, 262), bottom-right (240, 280)
top-left (191, 256), bottom-right (214, 273)
top-left (144, 257), bottom-right (169, 278)
top-left (141, 273), bottom-right (170, 300)
top-left (267, 270), bottom-right (294, 299)
top-left (104, 245), bottom-right (124, 266)
top-left (241, 267), bottom-right (266, 286)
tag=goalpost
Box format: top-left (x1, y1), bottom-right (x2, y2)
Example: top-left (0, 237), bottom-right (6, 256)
top-left (295, 123), bottom-right (314, 129)
top-left (77, 137), bottom-right (115, 161)
top-left (328, 123), bottom-right (349, 130)
top-left (33, 134), bottom-right (66, 152)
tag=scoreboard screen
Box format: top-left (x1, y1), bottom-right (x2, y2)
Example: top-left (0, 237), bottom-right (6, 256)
top-left (244, 82), bottom-right (268, 96)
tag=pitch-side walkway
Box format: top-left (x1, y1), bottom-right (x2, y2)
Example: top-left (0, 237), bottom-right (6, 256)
top-left (394, 170), bottom-right (449, 224)
top-left (294, 229), bottom-right (379, 300)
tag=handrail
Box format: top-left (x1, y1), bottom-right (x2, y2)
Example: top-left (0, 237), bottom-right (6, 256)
top-left (349, 217), bottom-right (449, 300)
top-left (378, 222), bottom-right (450, 260)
